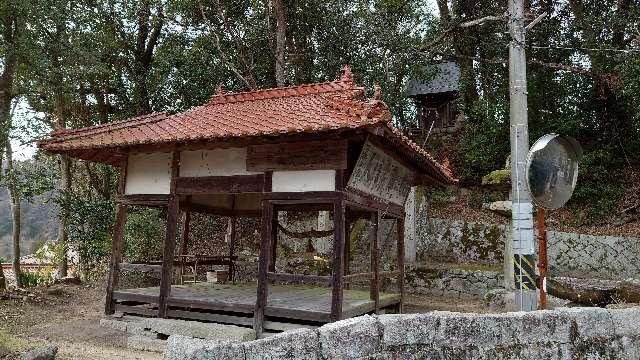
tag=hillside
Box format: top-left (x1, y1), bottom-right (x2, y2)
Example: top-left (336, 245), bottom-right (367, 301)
top-left (0, 188), bottom-right (59, 261)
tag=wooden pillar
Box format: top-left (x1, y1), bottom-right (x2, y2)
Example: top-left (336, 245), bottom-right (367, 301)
top-left (105, 159), bottom-right (128, 315)
top-left (269, 212), bottom-right (278, 273)
top-left (178, 211), bottom-right (191, 284)
top-left (254, 199), bottom-right (273, 337)
top-left (104, 203), bottom-right (127, 315)
top-left (158, 151), bottom-right (180, 318)
top-left (343, 219), bottom-right (352, 290)
top-left (369, 211), bottom-right (380, 313)
top-left (228, 216), bottom-right (237, 283)
top-left (396, 216), bottom-right (405, 313)
top-left (330, 195), bottom-right (346, 322)
top-left (180, 211), bottom-right (191, 256)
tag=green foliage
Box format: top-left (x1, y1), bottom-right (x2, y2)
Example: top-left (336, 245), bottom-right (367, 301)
top-left (66, 196), bottom-right (115, 269)
top-left (124, 208), bottom-right (165, 263)
top-left (481, 169), bottom-right (510, 186)
top-left (18, 271), bottom-right (44, 288)
top-left (570, 146), bottom-right (625, 223)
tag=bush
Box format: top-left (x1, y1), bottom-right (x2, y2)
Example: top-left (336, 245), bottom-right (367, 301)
top-left (19, 271), bottom-right (44, 288)
top-left (124, 207), bottom-right (166, 263)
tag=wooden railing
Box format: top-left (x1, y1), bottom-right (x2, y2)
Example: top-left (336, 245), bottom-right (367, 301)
top-left (343, 270), bottom-right (401, 283)
top-left (267, 272), bottom-right (332, 285)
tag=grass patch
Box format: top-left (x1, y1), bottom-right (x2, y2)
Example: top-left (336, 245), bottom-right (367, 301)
top-left (0, 329), bottom-right (31, 354)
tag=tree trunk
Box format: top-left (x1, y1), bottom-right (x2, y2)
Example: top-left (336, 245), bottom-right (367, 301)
top-left (57, 154), bottom-right (71, 278)
top-left (274, 0), bottom-right (286, 87)
top-left (5, 142), bottom-right (21, 287)
top-left (545, 276), bottom-right (640, 307)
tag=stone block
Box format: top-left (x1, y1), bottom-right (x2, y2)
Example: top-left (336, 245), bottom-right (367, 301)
top-left (128, 334), bottom-right (167, 353)
top-left (610, 307), bottom-right (640, 337)
top-left (433, 311), bottom-right (516, 347)
top-left (557, 307), bottom-right (615, 339)
top-left (141, 318), bottom-right (255, 341)
top-left (164, 335), bottom-right (244, 360)
top-left (379, 313), bottom-right (439, 347)
top-left (244, 328), bottom-right (319, 360)
top-left (319, 315), bottom-right (381, 359)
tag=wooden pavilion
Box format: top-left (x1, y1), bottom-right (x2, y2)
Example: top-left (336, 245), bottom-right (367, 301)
top-left (38, 67), bottom-right (456, 335)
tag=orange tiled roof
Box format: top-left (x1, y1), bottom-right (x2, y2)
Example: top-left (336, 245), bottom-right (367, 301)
top-left (38, 70), bottom-right (456, 184)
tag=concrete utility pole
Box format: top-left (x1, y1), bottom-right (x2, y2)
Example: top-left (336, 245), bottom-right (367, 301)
top-left (508, 0), bottom-right (537, 311)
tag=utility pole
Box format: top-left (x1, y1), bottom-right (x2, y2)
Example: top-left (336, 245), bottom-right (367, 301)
top-left (508, 0), bottom-right (537, 311)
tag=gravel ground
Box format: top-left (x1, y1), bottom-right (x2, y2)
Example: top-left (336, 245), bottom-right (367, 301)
top-left (0, 283), bottom-right (160, 360)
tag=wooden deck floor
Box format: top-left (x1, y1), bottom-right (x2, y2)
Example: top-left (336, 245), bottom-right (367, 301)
top-left (113, 283), bottom-right (400, 330)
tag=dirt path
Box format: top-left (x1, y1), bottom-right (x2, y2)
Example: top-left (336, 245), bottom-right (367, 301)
top-left (0, 283), bottom-right (160, 360)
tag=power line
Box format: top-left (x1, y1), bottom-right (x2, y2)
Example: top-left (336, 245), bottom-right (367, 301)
top-left (531, 45), bottom-right (639, 53)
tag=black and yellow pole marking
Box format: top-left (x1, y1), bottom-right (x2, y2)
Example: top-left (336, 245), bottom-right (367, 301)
top-left (513, 254), bottom-right (536, 290)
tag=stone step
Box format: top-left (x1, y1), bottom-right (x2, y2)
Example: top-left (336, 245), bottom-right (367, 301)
top-left (132, 318), bottom-right (256, 342)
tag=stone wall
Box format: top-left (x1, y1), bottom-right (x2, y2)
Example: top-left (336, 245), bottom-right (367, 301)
top-left (405, 265), bottom-right (503, 299)
top-left (416, 217), bottom-right (506, 266)
top-left (164, 306), bottom-right (640, 360)
top-left (416, 216), bottom-right (640, 279)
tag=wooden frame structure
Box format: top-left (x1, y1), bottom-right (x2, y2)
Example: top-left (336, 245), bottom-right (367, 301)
top-left (39, 70), bottom-right (455, 336)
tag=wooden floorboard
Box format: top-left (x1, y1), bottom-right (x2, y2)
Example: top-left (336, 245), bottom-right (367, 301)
top-left (114, 283), bottom-right (399, 323)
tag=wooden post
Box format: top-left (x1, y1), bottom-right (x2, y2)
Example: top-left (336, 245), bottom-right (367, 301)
top-left (228, 216), bottom-right (237, 283)
top-left (158, 151), bottom-right (180, 318)
top-left (396, 216), bottom-right (405, 313)
top-left (344, 218), bottom-right (352, 290)
top-left (254, 199), bottom-right (273, 337)
top-left (105, 159), bottom-right (128, 315)
top-left (105, 203), bottom-right (127, 315)
top-left (269, 213), bottom-right (278, 273)
top-left (180, 211), bottom-right (191, 256)
top-left (369, 211), bottom-right (380, 313)
top-left (330, 195), bottom-right (346, 322)
top-left (179, 211), bottom-right (191, 284)
top-left (536, 207), bottom-right (548, 309)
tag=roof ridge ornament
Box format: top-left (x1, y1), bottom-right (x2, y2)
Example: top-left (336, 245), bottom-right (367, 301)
top-left (340, 65), bottom-right (353, 83)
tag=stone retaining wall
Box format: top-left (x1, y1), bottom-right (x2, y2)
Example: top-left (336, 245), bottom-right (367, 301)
top-left (405, 265), bottom-right (503, 299)
top-left (164, 306), bottom-right (640, 360)
top-left (416, 217), bottom-right (640, 279)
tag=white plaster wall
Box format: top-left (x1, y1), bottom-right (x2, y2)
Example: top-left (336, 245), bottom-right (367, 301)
top-left (272, 170), bottom-right (335, 192)
top-left (180, 148), bottom-right (260, 177)
top-left (125, 152), bottom-right (172, 194)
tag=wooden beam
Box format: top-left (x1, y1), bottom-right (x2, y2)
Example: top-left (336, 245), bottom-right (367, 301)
top-left (175, 174), bottom-right (265, 194)
top-left (179, 202), bottom-right (261, 218)
top-left (246, 139), bottom-right (348, 172)
top-left (254, 199), bottom-right (273, 337)
top-left (330, 195), bottom-right (346, 322)
top-left (267, 272), bottom-right (332, 285)
top-left (344, 189), bottom-right (404, 219)
top-left (263, 191), bottom-right (341, 202)
top-left (370, 212), bottom-right (380, 314)
top-left (158, 151), bottom-right (180, 318)
top-left (397, 217), bottom-right (405, 313)
top-left (117, 194), bottom-right (169, 206)
top-left (118, 263), bottom-right (162, 273)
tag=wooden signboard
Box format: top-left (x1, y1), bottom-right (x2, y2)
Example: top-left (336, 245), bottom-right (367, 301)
top-left (347, 140), bottom-right (413, 206)
top-left (246, 139), bottom-right (347, 172)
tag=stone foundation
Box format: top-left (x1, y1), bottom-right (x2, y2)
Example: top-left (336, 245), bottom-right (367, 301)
top-left (164, 307), bottom-right (640, 360)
